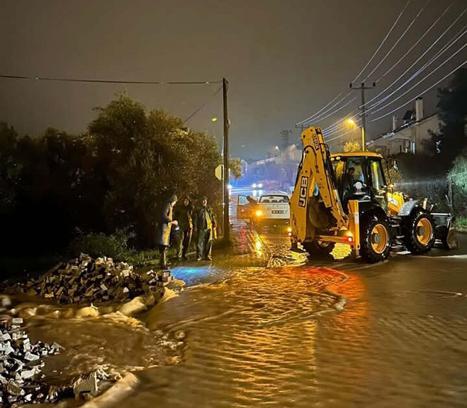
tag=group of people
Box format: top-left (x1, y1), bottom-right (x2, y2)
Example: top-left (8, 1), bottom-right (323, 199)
top-left (157, 194), bottom-right (216, 269)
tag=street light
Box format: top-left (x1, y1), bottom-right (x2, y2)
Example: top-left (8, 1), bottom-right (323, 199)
top-left (344, 118), bottom-right (365, 151)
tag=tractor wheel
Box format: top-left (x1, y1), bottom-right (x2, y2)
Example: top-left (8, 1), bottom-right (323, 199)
top-left (403, 211), bottom-right (435, 254)
top-left (302, 240), bottom-right (335, 258)
top-left (360, 216), bottom-right (391, 263)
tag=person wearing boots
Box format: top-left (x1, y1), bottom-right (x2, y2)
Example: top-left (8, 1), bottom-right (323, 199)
top-left (174, 196), bottom-right (194, 260)
top-left (194, 196), bottom-right (216, 261)
top-left (157, 194), bottom-right (178, 269)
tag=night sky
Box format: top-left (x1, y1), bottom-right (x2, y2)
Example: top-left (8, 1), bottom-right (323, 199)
top-left (1, 0), bottom-right (465, 159)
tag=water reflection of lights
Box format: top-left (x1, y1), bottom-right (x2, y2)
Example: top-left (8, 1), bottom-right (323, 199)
top-left (255, 238), bottom-right (263, 255)
top-left (171, 266), bottom-right (215, 285)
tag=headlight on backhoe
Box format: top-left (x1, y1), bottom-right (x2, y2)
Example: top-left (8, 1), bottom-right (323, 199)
top-left (255, 209), bottom-right (263, 217)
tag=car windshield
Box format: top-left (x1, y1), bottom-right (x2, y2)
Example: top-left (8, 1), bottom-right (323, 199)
top-left (259, 195), bottom-right (288, 203)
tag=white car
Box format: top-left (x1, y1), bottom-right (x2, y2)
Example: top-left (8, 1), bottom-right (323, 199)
top-left (252, 193), bottom-right (290, 227)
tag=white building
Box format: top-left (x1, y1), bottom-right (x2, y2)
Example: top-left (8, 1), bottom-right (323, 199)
top-left (367, 98), bottom-right (440, 155)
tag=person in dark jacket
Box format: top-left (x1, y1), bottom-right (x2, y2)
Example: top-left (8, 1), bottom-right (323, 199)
top-left (157, 194), bottom-right (178, 269)
top-left (174, 196), bottom-right (194, 260)
top-left (194, 196), bottom-right (216, 261)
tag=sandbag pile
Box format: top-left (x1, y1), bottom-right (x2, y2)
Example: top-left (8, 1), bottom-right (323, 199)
top-left (0, 314), bottom-right (64, 407)
top-left (10, 254), bottom-right (166, 305)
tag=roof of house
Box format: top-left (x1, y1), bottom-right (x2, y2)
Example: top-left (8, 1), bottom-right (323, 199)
top-left (331, 152), bottom-right (383, 159)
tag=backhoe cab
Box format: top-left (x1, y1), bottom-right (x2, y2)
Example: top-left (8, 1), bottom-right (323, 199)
top-left (290, 126), bottom-right (455, 263)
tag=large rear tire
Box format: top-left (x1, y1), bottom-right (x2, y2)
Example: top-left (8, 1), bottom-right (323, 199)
top-left (360, 216), bottom-right (391, 263)
top-left (402, 210), bottom-right (435, 254)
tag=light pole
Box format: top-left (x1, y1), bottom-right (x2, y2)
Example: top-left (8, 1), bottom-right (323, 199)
top-left (345, 118), bottom-right (364, 150)
top-left (349, 82), bottom-right (376, 151)
top-left (222, 78), bottom-right (230, 242)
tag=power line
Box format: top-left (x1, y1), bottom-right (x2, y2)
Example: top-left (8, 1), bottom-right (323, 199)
top-left (324, 118), bottom-right (362, 138)
top-left (295, 92), bottom-right (343, 126)
top-left (363, 8), bottom-right (466, 110)
top-left (312, 96), bottom-right (357, 123)
top-left (303, 92), bottom-right (354, 124)
top-left (299, 0), bottom-right (412, 127)
top-left (0, 74), bottom-right (221, 85)
top-left (375, 2), bottom-right (454, 83)
top-left (368, 26), bottom-right (466, 113)
top-left (183, 85), bottom-right (223, 123)
top-left (297, 91), bottom-right (353, 126)
top-left (352, 0), bottom-right (412, 83)
top-left (297, 1), bottom-right (413, 127)
top-left (322, 4), bottom-right (465, 140)
top-left (370, 60), bottom-right (467, 122)
top-left (362, 0), bottom-right (431, 82)
top-left (369, 41), bottom-right (466, 115)
top-left (326, 127), bottom-right (360, 143)
top-left (323, 112), bottom-right (358, 133)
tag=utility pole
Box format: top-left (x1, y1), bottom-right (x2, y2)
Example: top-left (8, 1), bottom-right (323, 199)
top-left (350, 82), bottom-right (376, 151)
top-left (222, 78), bottom-right (230, 242)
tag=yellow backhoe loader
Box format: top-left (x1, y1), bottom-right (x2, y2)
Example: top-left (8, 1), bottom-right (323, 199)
top-left (290, 126), bottom-right (456, 263)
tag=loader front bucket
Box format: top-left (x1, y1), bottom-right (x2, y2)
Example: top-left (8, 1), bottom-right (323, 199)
top-left (432, 213), bottom-right (458, 250)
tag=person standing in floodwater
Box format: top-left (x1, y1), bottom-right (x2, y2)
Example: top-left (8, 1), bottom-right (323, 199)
top-left (194, 196), bottom-right (216, 261)
top-left (157, 194), bottom-right (178, 269)
top-left (174, 196), bottom-right (194, 260)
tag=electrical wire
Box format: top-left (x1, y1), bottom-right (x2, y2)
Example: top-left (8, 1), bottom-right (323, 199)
top-left (367, 25), bottom-right (466, 112)
top-left (375, 2), bottom-right (454, 83)
top-left (369, 41), bottom-right (466, 115)
top-left (362, 8), bottom-right (466, 110)
top-left (352, 0), bottom-right (412, 83)
top-left (370, 60), bottom-right (467, 122)
top-left (312, 96), bottom-right (357, 124)
top-left (297, 91), bottom-right (353, 126)
top-left (297, 0), bottom-right (412, 127)
top-left (362, 0), bottom-right (431, 82)
top-left (325, 128), bottom-right (360, 143)
top-left (324, 118), bottom-right (362, 138)
top-left (295, 92), bottom-right (343, 126)
top-left (0, 74), bottom-right (221, 85)
top-left (368, 26), bottom-right (466, 114)
top-left (183, 85), bottom-right (223, 123)
top-left (322, 112), bottom-right (359, 133)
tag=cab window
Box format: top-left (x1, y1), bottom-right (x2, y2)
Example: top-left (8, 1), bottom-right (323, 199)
top-left (369, 159), bottom-right (386, 191)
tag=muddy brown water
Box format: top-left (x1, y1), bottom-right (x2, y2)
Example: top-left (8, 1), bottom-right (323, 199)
top-left (7, 230), bottom-right (467, 407)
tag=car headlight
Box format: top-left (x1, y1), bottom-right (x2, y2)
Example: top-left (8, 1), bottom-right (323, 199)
top-left (255, 210), bottom-right (263, 217)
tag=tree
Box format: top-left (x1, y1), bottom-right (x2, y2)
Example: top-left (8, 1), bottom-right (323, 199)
top-left (0, 122), bottom-right (20, 215)
top-left (229, 158), bottom-right (243, 179)
top-left (448, 148), bottom-right (467, 219)
top-left (343, 140), bottom-right (361, 153)
top-left (89, 95), bottom-right (222, 247)
top-left (429, 68), bottom-right (467, 168)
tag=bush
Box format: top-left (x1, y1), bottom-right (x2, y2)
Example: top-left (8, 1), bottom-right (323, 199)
top-left (69, 230), bottom-right (129, 260)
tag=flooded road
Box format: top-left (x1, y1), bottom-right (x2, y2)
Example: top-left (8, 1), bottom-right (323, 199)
top-left (7, 217), bottom-right (466, 407)
top-left (115, 225), bottom-right (467, 407)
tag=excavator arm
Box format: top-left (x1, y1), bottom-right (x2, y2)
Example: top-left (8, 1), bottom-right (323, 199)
top-left (290, 127), bottom-right (348, 243)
